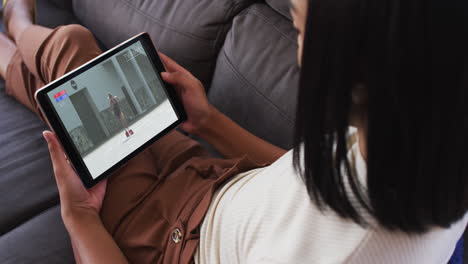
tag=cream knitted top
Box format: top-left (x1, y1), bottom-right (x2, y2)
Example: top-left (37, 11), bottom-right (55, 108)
top-left (194, 130), bottom-right (467, 263)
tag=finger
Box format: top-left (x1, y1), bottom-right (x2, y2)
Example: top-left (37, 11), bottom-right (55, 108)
top-left (43, 131), bottom-right (72, 185)
top-left (158, 52), bottom-right (188, 73)
top-left (161, 71), bottom-right (191, 94)
top-left (161, 72), bottom-right (183, 97)
top-left (91, 178), bottom-right (108, 198)
top-left (44, 131), bottom-right (86, 196)
top-left (43, 131), bottom-right (68, 168)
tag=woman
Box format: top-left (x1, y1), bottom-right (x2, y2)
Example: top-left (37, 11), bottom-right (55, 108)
top-left (107, 93), bottom-right (133, 138)
top-left (1, 0), bottom-right (467, 263)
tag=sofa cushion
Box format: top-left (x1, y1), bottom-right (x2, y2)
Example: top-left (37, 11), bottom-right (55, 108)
top-left (266, 0), bottom-right (292, 20)
top-left (72, 0), bottom-right (256, 88)
top-left (0, 206), bottom-right (73, 264)
top-left (0, 84), bottom-right (60, 235)
top-left (37, 0), bottom-right (78, 28)
top-left (209, 4), bottom-right (300, 150)
top-left (40, 0), bottom-right (73, 14)
top-left (465, 230), bottom-right (468, 262)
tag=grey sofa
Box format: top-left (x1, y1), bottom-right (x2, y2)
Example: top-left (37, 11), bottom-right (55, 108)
top-left (0, 0), bottom-right (299, 262)
top-left (1, 1), bottom-right (465, 263)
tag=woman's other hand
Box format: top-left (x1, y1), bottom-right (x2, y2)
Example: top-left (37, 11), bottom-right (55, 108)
top-left (159, 53), bottom-right (214, 135)
top-left (159, 53), bottom-right (286, 164)
top-left (43, 131), bottom-right (107, 224)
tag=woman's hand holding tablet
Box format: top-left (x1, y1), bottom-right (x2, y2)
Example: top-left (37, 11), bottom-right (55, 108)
top-left (159, 53), bottom-right (214, 136)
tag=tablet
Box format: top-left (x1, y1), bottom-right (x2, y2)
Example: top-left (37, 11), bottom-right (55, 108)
top-left (35, 33), bottom-right (186, 188)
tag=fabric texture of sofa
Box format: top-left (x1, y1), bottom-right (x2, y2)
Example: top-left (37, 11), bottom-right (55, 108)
top-left (0, 0), bottom-right (299, 262)
top-left (0, 0), bottom-right (465, 263)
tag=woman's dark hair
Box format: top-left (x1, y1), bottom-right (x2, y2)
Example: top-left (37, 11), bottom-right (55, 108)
top-left (293, 0), bottom-right (468, 233)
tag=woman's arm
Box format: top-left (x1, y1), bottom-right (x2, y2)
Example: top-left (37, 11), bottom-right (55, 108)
top-left (160, 54), bottom-right (286, 164)
top-left (65, 210), bottom-right (128, 264)
top-left (71, 238), bottom-right (82, 264)
top-left (43, 132), bottom-right (128, 264)
top-left (196, 106), bottom-right (286, 163)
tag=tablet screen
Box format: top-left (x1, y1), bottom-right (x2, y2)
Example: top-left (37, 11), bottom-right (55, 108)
top-left (46, 41), bottom-right (179, 179)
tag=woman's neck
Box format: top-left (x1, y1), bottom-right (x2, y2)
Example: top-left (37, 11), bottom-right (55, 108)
top-left (357, 126), bottom-right (367, 161)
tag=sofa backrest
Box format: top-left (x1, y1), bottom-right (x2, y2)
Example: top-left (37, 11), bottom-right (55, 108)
top-left (266, 0), bottom-right (293, 20)
top-left (72, 0), bottom-right (256, 88)
top-left (48, 0), bottom-right (73, 12)
top-left (208, 4), bottom-right (299, 149)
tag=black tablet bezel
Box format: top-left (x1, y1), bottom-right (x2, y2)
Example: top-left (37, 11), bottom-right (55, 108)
top-left (35, 33), bottom-right (187, 188)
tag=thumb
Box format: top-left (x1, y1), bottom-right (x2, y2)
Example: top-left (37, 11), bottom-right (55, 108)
top-left (43, 131), bottom-right (88, 202)
top-left (43, 131), bottom-right (71, 182)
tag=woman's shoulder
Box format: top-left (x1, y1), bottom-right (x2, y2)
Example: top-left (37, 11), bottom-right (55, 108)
top-left (221, 150), bottom-right (371, 263)
top-left (225, 143), bottom-right (466, 263)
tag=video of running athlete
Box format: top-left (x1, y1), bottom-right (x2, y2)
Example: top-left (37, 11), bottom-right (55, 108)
top-left (47, 41), bottom-right (178, 179)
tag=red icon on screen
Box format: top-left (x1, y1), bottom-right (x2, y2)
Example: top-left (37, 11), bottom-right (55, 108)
top-left (54, 90), bottom-right (68, 102)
